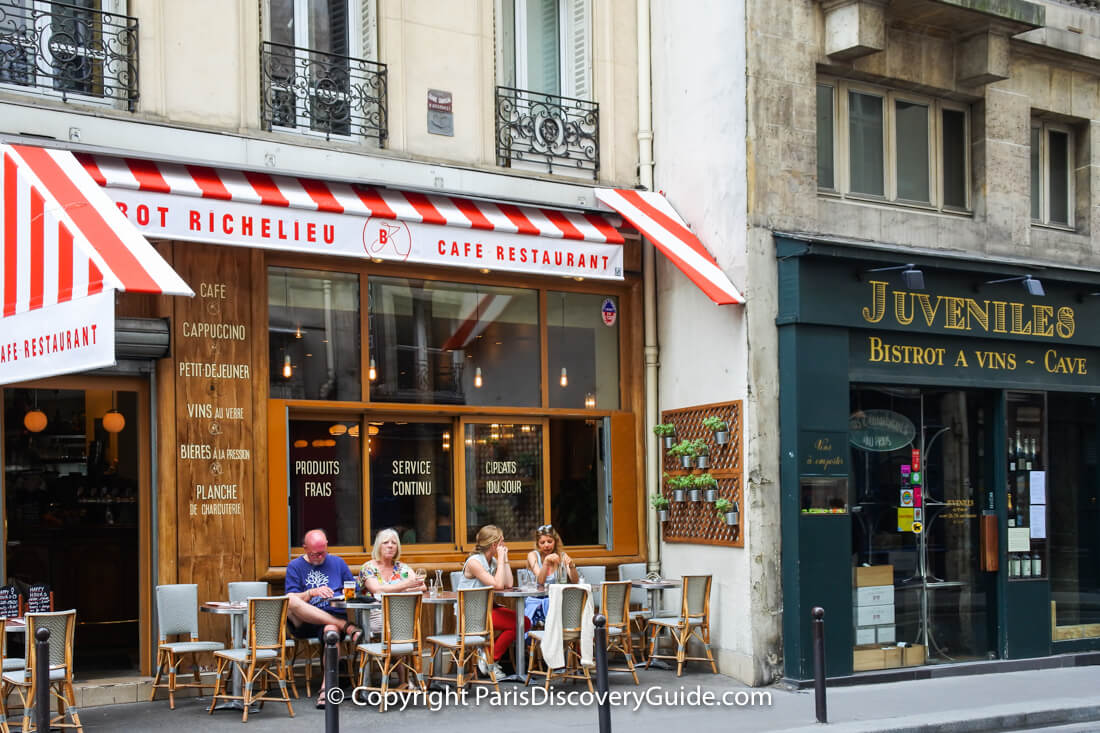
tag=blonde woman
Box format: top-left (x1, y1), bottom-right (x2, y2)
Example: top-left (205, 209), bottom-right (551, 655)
top-left (360, 528), bottom-right (426, 633)
top-left (459, 524), bottom-right (530, 679)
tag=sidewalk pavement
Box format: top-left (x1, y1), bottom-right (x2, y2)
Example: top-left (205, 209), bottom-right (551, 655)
top-left (72, 661), bottom-right (1100, 732)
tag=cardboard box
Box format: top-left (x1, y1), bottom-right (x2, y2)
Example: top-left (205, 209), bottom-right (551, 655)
top-left (855, 584), bottom-right (894, 606)
top-left (855, 626), bottom-right (876, 645)
top-left (855, 565), bottom-right (893, 587)
top-left (856, 604), bottom-right (895, 626)
top-left (903, 644), bottom-right (926, 666)
top-left (852, 646), bottom-right (885, 671)
top-left (876, 625), bottom-right (895, 644)
top-left (882, 646), bottom-right (902, 668)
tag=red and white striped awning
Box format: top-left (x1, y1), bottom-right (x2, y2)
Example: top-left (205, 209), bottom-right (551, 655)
top-left (0, 144), bottom-right (193, 385)
top-left (595, 188), bottom-right (743, 305)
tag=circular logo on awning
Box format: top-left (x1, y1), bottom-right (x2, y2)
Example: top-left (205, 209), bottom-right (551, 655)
top-left (849, 409), bottom-right (916, 452)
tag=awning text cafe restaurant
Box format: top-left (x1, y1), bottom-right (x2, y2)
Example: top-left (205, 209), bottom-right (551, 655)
top-left (0, 143), bottom-right (736, 675)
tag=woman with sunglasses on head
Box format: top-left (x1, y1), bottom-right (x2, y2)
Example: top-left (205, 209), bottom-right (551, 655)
top-left (458, 524), bottom-right (531, 681)
top-left (524, 524), bottom-right (579, 627)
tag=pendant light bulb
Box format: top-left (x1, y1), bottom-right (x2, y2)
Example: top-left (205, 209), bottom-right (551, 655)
top-left (295, 325), bottom-right (302, 339)
top-left (560, 366), bottom-right (568, 387)
top-left (585, 392), bottom-right (596, 409)
top-left (23, 409), bottom-right (47, 433)
top-left (474, 366), bottom-right (483, 388)
top-left (368, 357), bottom-right (377, 381)
top-left (282, 354), bottom-right (292, 378)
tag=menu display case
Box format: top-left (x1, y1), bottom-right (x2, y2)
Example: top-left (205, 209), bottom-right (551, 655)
top-left (1006, 393), bottom-right (1046, 581)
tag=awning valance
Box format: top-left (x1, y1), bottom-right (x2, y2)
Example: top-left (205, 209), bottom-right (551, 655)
top-left (78, 154), bottom-right (626, 281)
top-left (0, 144), bottom-right (192, 384)
top-left (595, 188), bottom-right (743, 305)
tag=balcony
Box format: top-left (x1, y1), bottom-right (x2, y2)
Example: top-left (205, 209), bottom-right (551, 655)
top-left (495, 86), bottom-right (599, 180)
top-left (0, 0), bottom-right (139, 110)
top-left (260, 41), bottom-right (387, 145)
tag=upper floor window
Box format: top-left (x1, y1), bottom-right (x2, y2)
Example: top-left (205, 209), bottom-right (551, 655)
top-left (1031, 120), bottom-right (1074, 228)
top-left (0, 0), bottom-right (138, 109)
top-left (817, 79), bottom-right (969, 212)
top-left (261, 0), bottom-right (386, 144)
top-left (495, 0), bottom-right (598, 179)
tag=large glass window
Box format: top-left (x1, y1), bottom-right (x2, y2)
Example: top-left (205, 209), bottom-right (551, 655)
top-left (368, 277), bottom-right (540, 406)
top-left (464, 422), bottom-right (543, 542)
top-left (547, 291), bottom-right (619, 409)
top-left (269, 267), bottom-right (361, 402)
top-left (1030, 121), bottom-right (1074, 228)
top-left (1048, 392), bottom-right (1100, 630)
top-left (368, 420), bottom-right (454, 545)
top-left (548, 417), bottom-right (610, 547)
top-left (288, 418), bottom-right (362, 546)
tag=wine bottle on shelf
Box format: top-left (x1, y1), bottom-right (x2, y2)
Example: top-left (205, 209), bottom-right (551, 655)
top-left (1007, 491), bottom-right (1016, 527)
top-left (1031, 437), bottom-right (1040, 470)
top-left (1015, 430), bottom-right (1023, 471)
top-left (1024, 436), bottom-right (1033, 471)
top-left (1008, 436), bottom-right (1016, 472)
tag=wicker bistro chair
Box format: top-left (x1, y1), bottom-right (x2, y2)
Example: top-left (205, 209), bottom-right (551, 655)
top-left (209, 596), bottom-right (295, 722)
top-left (525, 586), bottom-right (594, 691)
top-left (426, 587), bottom-right (499, 692)
top-left (646, 575), bottom-right (718, 677)
top-left (577, 566), bottom-right (605, 610)
top-left (1, 610), bottom-right (81, 733)
top-left (230, 582), bottom-right (308, 699)
top-left (151, 584), bottom-right (225, 709)
top-left (617, 563), bottom-right (651, 659)
top-left (600, 581), bottom-right (639, 684)
top-left (355, 593), bottom-right (425, 712)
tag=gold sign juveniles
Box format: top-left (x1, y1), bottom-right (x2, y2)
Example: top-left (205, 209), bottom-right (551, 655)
top-left (861, 281), bottom-right (1075, 338)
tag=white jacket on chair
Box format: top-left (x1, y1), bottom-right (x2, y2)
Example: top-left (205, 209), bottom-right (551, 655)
top-left (540, 583), bottom-right (594, 669)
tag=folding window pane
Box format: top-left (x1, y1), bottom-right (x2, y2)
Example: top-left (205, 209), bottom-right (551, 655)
top-left (817, 85), bottom-right (835, 189)
top-left (848, 91), bottom-right (884, 196)
top-left (465, 422), bottom-right (544, 542)
top-left (269, 267), bottom-right (361, 401)
top-left (1030, 126), bottom-right (1041, 221)
top-left (941, 109), bottom-right (967, 209)
top-left (368, 421), bottom-right (454, 545)
top-left (288, 418), bottom-right (363, 546)
top-left (895, 100), bottom-right (929, 202)
top-left (524, 0), bottom-right (560, 95)
top-left (549, 417), bottom-right (610, 547)
top-left (1048, 130), bottom-right (1070, 225)
top-left (547, 291), bottom-right (619, 410)
top-left (369, 277), bottom-right (539, 406)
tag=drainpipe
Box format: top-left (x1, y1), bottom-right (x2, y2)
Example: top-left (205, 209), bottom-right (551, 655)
top-left (637, 0), bottom-right (659, 573)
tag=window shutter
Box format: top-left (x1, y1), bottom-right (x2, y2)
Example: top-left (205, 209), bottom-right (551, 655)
top-left (360, 0), bottom-right (377, 61)
top-left (562, 0), bottom-right (590, 100)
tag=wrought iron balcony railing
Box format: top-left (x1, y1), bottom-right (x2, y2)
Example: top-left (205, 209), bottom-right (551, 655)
top-left (495, 86), bottom-right (599, 179)
top-left (260, 41), bottom-right (387, 145)
top-left (0, 0), bottom-right (138, 109)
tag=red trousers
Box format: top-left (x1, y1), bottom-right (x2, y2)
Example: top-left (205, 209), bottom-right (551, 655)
top-left (491, 606), bottom-right (531, 661)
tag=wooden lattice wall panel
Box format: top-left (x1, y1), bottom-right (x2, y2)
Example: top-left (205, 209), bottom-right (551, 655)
top-left (660, 400), bottom-right (743, 547)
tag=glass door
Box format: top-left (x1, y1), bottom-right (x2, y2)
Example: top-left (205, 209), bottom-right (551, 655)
top-left (851, 385), bottom-right (996, 664)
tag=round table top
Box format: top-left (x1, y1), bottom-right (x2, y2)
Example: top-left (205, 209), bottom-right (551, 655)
top-left (423, 591), bottom-right (457, 604)
top-left (201, 602), bottom-right (246, 615)
top-left (496, 586), bottom-right (549, 598)
top-left (336, 600), bottom-right (380, 611)
top-left (630, 579), bottom-right (678, 590)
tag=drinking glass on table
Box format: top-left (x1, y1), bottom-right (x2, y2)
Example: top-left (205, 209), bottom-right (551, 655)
top-left (343, 580), bottom-right (356, 601)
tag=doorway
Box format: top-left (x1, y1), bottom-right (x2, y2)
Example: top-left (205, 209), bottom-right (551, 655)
top-left (850, 385), bottom-right (996, 664)
top-left (2, 376), bottom-right (149, 677)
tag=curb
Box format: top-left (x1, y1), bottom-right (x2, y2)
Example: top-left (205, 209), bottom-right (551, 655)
top-left (771, 699), bottom-right (1100, 733)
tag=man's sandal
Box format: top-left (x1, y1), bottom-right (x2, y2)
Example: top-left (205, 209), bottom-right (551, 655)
top-left (345, 623), bottom-right (364, 646)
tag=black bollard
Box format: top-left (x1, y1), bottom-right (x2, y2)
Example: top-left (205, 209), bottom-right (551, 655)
top-left (812, 606), bottom-right (827, 724)
top-left (35, 627), bottom-right (50, 732)
top-left (324, 629), bottom-right (340, 733)
top-left (593, 614), bottom-right (611, 733)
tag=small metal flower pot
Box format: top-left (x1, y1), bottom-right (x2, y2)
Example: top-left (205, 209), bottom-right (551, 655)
top-left (715, 430), bottom-right (730, 445)
top-left (696, 454), bottom-right (709, 470)
top-left (672, 489), bottom-right (685, 503)
top-left (725, 510), bottom-right (739, 526)
top-left (663, 435), bottom-right (676, 449)
top-left (704, 488), bottom-right (718, 503)
top-left (657, 509), bottom-right (669, 522)
top-left (689, 488), bottom-right (702, 502)
top-left (680, 455), bottom-right (693, 469)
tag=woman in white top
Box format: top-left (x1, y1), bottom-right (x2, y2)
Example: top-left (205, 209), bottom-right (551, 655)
top-left (524, 524), bottom-right (578, 627)
top-left (459, 525), bottom-right (530, 678)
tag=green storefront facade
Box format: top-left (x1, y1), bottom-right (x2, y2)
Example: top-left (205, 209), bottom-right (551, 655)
top-left (777, 233), bottom-right (1100, 680)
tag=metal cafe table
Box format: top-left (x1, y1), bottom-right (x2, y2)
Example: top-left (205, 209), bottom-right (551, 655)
top-left (630, 578), bottom-right (679, 670)
top-left (421, 590), bottom-right (457, 687)
top-left (494, 586), bottom-right (548, 682)
top-left (200, 601), bottom-right (253, 711)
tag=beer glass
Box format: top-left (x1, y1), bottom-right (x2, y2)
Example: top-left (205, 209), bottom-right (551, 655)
top-left (343, 580), bottom-right (356, 601)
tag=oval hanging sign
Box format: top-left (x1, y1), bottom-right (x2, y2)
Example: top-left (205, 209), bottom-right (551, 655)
top-left (849, 409), bottom-right (916, 452)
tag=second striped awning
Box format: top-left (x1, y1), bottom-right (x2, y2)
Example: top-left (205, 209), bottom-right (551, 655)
top-left (595, 188), bottom-right (743, 305)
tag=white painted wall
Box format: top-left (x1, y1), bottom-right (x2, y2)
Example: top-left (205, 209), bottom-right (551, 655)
top-left (650, 0), bottom-right (761, 684)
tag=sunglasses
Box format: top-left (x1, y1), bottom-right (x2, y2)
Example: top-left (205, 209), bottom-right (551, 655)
top-left (537, 524), bottom-right (554, 534)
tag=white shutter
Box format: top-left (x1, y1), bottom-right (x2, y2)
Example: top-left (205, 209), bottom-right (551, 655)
top-left (359, 0), bottom-right (377, 61)
top-left (562, 0), bottom-right (590, 99)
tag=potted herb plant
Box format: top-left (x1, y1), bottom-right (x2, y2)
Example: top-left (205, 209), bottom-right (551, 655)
top-left (667, 474), bottom-right (690, 503)
top-left (697, 473), bottom-right (718, 502)
top-left (703, 415), bottom-right (730, 445)
top-left (653, 423), bottom-right (677, 449)
top-left (715, 498), bottom-right (739, 526)
top-left (669, 440), bottom-right (696, 469)
top-left (650, 493), bottom-right (670, 522)
top-left (691, 438), bottom-right (710, 470)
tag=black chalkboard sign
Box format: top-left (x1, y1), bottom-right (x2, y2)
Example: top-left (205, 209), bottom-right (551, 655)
top-left (25, 585), bottom-right (51, 614)
top-left (0, 586), bottom-right (18, 619)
